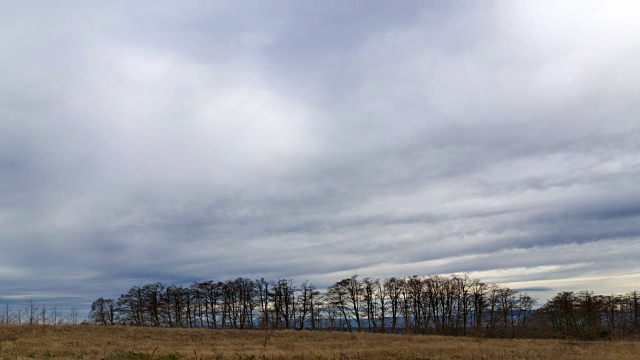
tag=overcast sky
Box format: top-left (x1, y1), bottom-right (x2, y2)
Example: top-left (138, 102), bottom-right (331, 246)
top-left (1, 1), bottom-right (640, 309)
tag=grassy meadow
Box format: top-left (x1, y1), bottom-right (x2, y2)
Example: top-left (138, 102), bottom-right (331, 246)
top-left (0, 325), bottom-right (639, 359)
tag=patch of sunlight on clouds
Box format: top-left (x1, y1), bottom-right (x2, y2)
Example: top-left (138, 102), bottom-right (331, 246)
top-left (0, 266), bottom-right (22, 279)
top-left (468, 264), bottom-right (588, 284)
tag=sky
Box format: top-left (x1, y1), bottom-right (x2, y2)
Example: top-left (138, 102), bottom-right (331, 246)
top-left (1, 1), bottom-right (640, 310)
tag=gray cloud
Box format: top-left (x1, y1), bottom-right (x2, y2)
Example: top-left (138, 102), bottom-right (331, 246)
top-left (1, 1), bottom-right (640, 309)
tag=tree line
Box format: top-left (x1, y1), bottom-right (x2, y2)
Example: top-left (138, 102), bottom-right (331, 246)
top-left (87, 274), bottom-right (640, 340)
top-left (0, 300), bottom-right (83, 325)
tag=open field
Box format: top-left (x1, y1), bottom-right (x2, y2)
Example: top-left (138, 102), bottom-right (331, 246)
top-left (1, 325), bottom-right (639, 360)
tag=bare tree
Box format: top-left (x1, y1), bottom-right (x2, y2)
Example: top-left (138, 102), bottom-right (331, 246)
top-left (1, 303), bottom-right (12, 324)
top-left (362, 277), bottom-right (380, 332)
top-left (68, 306), bottom-right (81, 325)
top-left (384, 277), bottom-right (404, 333)
top-left (513, 294), bottom-right (536, 337)
top-left (270, 279), bottom-right (296, 329)
top-left (485, 285), bottom-right (502, 337)
top-left (623, 291), bottom-right (640, 334)
top-left (469, 279), bottom-right (487, 337)
top-left (89, 297), bottom-right (116, 325)
top-left (50, 305), bottom-right (63, 325)
top-left (40, 304), bottom-right (48, 325)
top-left (296, 280), bottom-right (315, 330)
top-left (376, 279), bottom-right (389, 333)
top-left (341, 275), bottom-right (364, 332)
top-left (326, 281), bottom-right (352, 331)
top-left (25, 300), bottom-right (40, 325)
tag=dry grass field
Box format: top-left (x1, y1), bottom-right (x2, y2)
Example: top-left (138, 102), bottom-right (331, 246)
top-left (0, 325), bottom-right (639, 360)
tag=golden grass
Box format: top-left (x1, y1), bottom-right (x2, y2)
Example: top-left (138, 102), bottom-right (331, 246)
top-left (0, 325), bottom-right (639, 359)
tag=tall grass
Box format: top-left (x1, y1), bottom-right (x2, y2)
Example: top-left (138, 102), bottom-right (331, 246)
top-left (0, 324), bottom-right (638, 359)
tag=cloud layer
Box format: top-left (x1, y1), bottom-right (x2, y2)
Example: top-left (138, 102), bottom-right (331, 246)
top-left (1, 1), bottom-right (640, 307)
